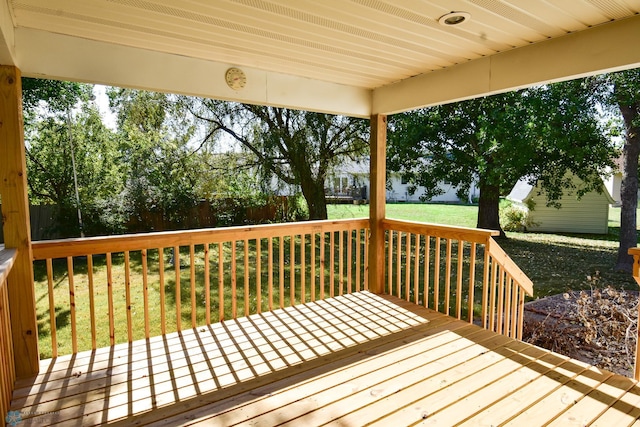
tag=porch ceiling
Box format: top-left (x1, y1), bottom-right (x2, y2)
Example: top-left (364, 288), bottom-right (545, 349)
top-left (1, 0), bottom-right (640, 117)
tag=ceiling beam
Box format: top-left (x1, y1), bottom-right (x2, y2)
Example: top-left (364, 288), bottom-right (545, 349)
top-left (373, 14), bottom-right (640, 115)
top-left (14, 28), bottom-right (372, 118)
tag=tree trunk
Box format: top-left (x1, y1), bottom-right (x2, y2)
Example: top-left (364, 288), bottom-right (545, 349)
top-left (300, 178), bottom-right (328, 220)
top-left (615, 103), bottom-right (640, 272)
top-left (477, 182), bottom-right (506, 238)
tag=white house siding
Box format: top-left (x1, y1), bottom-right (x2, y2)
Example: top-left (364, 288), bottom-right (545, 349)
top-left (525, 190), bottom-right (610, 234)
top-left (508, 175), bottom-right (613, 235)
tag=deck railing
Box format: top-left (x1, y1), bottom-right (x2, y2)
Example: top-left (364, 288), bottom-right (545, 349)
top-left (32, 219), bottom-right (369, 358)
top-left (626, 247), bottom-right (640, 381)
top-left (383, 219), bottom-right (534, 340)
top-left (0, 248), bottom-right (17, 418)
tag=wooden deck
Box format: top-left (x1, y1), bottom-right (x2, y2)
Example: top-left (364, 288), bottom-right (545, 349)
top-left (10, 291), bottom-right (640, 426)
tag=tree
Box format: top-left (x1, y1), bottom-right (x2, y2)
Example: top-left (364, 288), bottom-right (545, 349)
top-left (181, 100), bottom-right (369, 220)
top-left (388, 79), bottom-right (616, 236)
top-left (23, 78), bottom-right (124, 236)
top-left (606, 69), bottom-right (640, 272)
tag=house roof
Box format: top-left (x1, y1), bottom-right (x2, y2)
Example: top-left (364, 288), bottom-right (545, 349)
top-left (1, 1), bottom-right (639, 117)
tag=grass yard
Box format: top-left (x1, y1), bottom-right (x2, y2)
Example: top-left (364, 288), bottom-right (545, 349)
top-left (330, 202), bottom-right (639, 297)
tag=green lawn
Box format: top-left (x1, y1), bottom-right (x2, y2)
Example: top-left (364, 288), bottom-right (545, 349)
top-left (329, 202), bottom-right (639, 298)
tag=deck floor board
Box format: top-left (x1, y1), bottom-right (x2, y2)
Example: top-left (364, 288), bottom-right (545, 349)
top-left (10, 291), bottom-right (640, 426)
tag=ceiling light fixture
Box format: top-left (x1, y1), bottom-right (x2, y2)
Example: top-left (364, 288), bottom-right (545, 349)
top-left (438, 11), bottom-right (471, 26)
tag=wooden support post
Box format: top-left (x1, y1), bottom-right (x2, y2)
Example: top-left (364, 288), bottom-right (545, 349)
top-left (368, 114), bottom-right (387, 294)
top-left (0, 65), bottom-right (39, 377)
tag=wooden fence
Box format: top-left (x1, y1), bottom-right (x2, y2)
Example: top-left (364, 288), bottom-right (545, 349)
top-left (0, 248), bottom-right (17, 419)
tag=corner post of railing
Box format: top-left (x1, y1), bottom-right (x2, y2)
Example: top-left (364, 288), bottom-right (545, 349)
top-left (368, 114), bottom-right (387, 294)
top-left (0, 65), bottom-right (39, 378)
top-left (628, 247), bottom-right (640, 381)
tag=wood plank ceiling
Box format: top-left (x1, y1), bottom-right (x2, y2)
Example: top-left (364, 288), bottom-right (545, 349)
top-left (3, 0), bottom-right (640, 115)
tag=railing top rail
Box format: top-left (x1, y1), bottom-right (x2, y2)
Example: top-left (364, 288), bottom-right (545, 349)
top-left (488, 237), bottom-right (534, 296)
top-left (382, 218), bottom-right (499, 244)
top-left (0, 247), bottom-right (18, 284)
top-left (32, 218), bottom-right (370, 260)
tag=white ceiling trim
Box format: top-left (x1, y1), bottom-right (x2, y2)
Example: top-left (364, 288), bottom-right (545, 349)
top-left (0, 0), bottom-right (15, 65)
top-left (14, 27), bottom-right (372, 117)
top-left (373, 14), bottom-right (640, 115)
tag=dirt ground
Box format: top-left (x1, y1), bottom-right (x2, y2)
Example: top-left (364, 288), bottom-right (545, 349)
top-left (522, 289), bottom-right (639, 378)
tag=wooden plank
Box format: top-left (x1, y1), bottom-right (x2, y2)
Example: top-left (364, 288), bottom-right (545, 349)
top-left (368, 114), bottom-right (386, 294)
top-left (346, 229), bottom-right (352, 294)
top-left (405, 232), bottom-right (411, 301)
top-left (329, 232), bottom-right (334, 298)
top-left (257, 239), bottom-right (262, 313)
top-left (456, 240), bottom-right (463, 319)
top-left (173, 246), bottom-right (181, 332)
top-left (190, 245), bottom-right (196, 327)
top-left (87, 254), bottom-right (96, 349)
top-left (124, 251), bottom-right (132, 342)
top-left (203, 244), bottom-right (209, 325)
top-left (319, 232), bottom-right (325, 300)
top-left (279, 236), bottom-right (285, 308)
top-left (31, 219), bottom-right (370, 260)
top-left (547, 374), bottom-right (637, 426)
top-left (434, 237), bottom-right (441, 311)
top-left (106, 253), bottom-right (115, 345)
top-left (424, 235), bottom-right (430, 308)
top-left (231, 241), bottom-right (237, 319)
top-left (338, 230), bottom-right (344, 296)
top-left (0, 65), bottom-right (38, 377)
top-left (142, 249), bottom-right (150, 337)
top-left (413, 234), bottom-right (419, 305)
top-left (159, 247), bottom-right (167, 335)
top-left (244, 240), bottom-right (249, 317)
top-left (444, 238), bottom-right (452, 315)
top-left (301, 234), bottom-right (306, 301)
top-left (311, 233), bottom-right (316, 300)
top-left (355, 229), bottom-right (360, 292)
top-left (387, 230), bottom-right (393, 295)
top-left (591, 382), bottom-right (640, 426)
top-left (396, 231), bottom-right (401, 298)
top-left (382, 218), bottom-right (498, 244)
top-left (290, 235), bottom-right (295, 304)
top-left (45, 258), bottom-right (57, 357)
top-left (268, 237), bottom-right (273, 311)
top-left (219, 242), bottom-right (225, 320)
top-left (468, 242), bottom-right (476, 323)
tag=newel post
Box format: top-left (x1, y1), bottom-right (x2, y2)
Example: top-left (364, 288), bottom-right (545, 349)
top-left (0, 65), bottom-right (39, 377)
top-left (368, 114), bottom-right (387, 294)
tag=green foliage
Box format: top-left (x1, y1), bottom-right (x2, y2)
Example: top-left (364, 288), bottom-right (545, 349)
top-left (500, 203), bottom-right (535, 232)
top-left (180, 99), bottom-right (369, 220)
top-left (388, 78), bottom-right (617, 232)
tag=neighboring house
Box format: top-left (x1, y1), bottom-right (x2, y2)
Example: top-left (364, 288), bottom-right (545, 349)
top-left (328, 159), bottom-right (478, 203)
top-left (507, 174), bottom-right (615, 234)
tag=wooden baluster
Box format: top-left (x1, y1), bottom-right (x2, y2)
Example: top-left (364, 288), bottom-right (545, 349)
top-left (338, 230), bottom-right (344, 296)
top-left (364, 228), bottom-right (369, 291)
top-left (468, 243), bottom-right (477, 324)
top-left (396, 231), bottom-right (402, 297)
top-left (330, 232), bottom-right (335, 297)
top-left (424, 236), bottom-right (431, 308)
top-left (174, 246), bottom-right (181, 332)
top-left (67, 257), bottom-right (77, 353)
top-left (456, 241), bottom-right (464, 319)
top-left (301, 234), bottom-right (306, 302)
top-left (142, 249), bottom-right (150, 338)
top-left (387, 230), bottom-right (393, 295)
top-left (405, 233), bottom-right (411, 301)
top-left (413, 234), bottom-right (420, 305)
top-left (504, 275), bottom-right (513, 337)
top-left (517, 289), bottom-right (525, 340)
top-left (290, 235), bottom-right (295, 304)
top-left (482, 246), bottom-right (490, 329)
top-left (107, 252), bottom-right (115, 345)
top-left (203, 244), bottom-right (210, 325)
top-left (347, 229), bottom-right (352, 294)
top-left (355, 229), bottom-right (361, 292)
top-left (46, 259), bottom-right (57, 357)
top-left (489, 260), bottom-right (498, 332)
top-left (124, 251), bottom-right (132, 341)
top-left (244, 239), bottom-right (249, 316)
top-left (190, 245), bottom-right (196, 328)
top-left (445, 239), bottom-right (452, 316)
top-left (320, 232), bottom-right (325, 299)
top-left (87, 255), bottom-right (96, 349)
top-left (268, 237), bottom-right (274, 311)
top-left (279, 236), bottom-right (285, 308)
top-left (497, 267), bottom-right (505, 334)
top-left (231, 241), bottom-right (237, 319)
top-left (219, 242), bottom-right (225, 321)
top-left (511, 279), bottom-right (519, 338)
top-left (158, 247), bottom-right (166, 335)
top-left (434, 237), bottom-right (441, 312)
top-left (256, 239), bottom-right (262, 313)
top-left (311, 233), bottom-right (316, 301)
